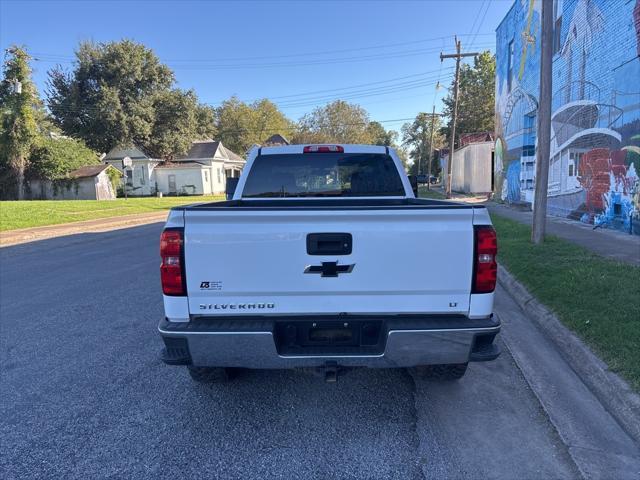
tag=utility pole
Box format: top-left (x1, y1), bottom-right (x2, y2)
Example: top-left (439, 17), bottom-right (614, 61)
top-left (440, 37), bottom-right (478, 198)
top-left (426, 105), bottom-right (436, 191)
top-left (531, 0), bottom-right (554, 244)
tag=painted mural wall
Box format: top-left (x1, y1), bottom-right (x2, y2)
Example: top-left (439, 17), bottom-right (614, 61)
top-left (495, 0), bottom-right (640, 234)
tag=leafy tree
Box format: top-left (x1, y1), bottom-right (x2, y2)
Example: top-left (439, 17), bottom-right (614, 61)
top-left (402, 112), bottom-right (445, 176)
top-left (47, 40), bottom-right (174, 153)
top-left (28, 136), bottom-right (99, 182)
top-left (293, 100), bottom-right (373, 144)
top-left (367, 121), bottom-right (396, 146)
top-left (366, 120), bottom-right (410, 170)
top-left (146, 89), bottom-right (216, 159)
top-left (215, 97), bottom-right (293, 154)
top-left (0, 46), bottom-right (40, 199)
top-left (441, 51), bottom-right (495, 145)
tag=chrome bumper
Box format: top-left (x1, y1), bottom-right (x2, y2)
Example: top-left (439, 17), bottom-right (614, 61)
top-left (158, 315), bottom-right (500, 368)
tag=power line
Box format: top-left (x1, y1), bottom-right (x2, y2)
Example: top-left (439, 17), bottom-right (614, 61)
top-left (265, 68), bottom-right (452, 100)
top-left (29, 33), bottom-right (496, 65)
top-left (202, 67), bottom-right (454, 105)
top-left (469, 1), bottom-right (493, 50)
top-left (275, 74), bottom-right (454, 108)
top-left (30, 42), bottom-right (496, 70)
top-left (466, 0), bottom-right (487, 46)
top-left (45, 72), bottom-right (454, 115)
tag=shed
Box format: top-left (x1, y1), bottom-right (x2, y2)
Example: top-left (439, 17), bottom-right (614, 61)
top-left (445, 142), bottom-right (495, 194)
top-left (29, 164), bottom-right (120, 200)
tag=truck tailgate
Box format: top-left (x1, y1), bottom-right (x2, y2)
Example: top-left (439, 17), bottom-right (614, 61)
top-left (183, 208), bottom-right (475, 316)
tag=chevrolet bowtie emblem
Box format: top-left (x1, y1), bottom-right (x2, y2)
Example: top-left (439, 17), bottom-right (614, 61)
top-left (304, 261), bottom-right (355, 278)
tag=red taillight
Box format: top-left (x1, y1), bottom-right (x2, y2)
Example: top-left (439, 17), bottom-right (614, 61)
top-left (473, 225), bottom-right (497, 294)
top-left (303, 145), bottom-right (344, 153)
top-left (160, 229), bottom-right (185, 296)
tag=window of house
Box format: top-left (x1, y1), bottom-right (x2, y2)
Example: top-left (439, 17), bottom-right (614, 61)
top-left (568, 151), bottom-right (583, 177)
top-left (204, 170), bottom-right (209, 182)
top-left (140, 165), bottom-right (146, 185)
top-left (553, 0), bottom-right (563, 55)
top-left (125, 169), bottom-right (133, 187)
top-left (217, 168), bottom-right (221, 183)
top-left (507, 39), bottom-right (514, 92)
top-left (522, 112), bottom-right (536, 157)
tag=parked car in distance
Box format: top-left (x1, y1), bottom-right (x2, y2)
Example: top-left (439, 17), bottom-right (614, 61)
top-left (416, 174), bottom-right (439, 184)
top-left (158, 144), bottom-right (499, 383)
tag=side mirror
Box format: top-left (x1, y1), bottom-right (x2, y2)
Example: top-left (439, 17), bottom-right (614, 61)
top-left (408, 175), bottom-right (419, 197)
top-left (225, 177), bottom-right (239, 200)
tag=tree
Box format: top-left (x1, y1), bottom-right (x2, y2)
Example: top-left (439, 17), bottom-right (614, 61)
top-left (366, 120), bottom-right (410, 170)
top-left (402, 112), bottom-right (445, 176)
top-left (28, 136), bottom-right (99, 182)
top-left (0, 46), bottom-right (40, 199)
top-left (293, 100), bottom-right (373, 144)
top-left (47, 40), bottom-right (174, 153)
top-left (215, 97), bottom-right (293, 154)
top-left (441, 51), bottom-right (495, 144)
top-left (146, 89), bottom-right (216, 159)
top-left (367, 121), bottom-right (397, 146)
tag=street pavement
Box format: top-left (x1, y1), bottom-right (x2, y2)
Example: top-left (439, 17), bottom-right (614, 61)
top-left (0, 223), bottom-right (634, 479)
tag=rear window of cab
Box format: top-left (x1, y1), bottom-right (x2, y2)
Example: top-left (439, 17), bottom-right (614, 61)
top-left (242, 153), bottom-right (405, 198)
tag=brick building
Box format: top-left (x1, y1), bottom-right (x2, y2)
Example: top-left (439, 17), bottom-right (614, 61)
top-left (495, 0), bottom-right (640, 233)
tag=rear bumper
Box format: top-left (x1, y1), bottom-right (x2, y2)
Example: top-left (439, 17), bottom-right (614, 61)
top-left (158, 314), bottom-right (500, 368)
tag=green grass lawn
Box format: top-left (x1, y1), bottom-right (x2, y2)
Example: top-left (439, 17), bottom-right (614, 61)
top-left (417, 186), bottom-right (447, 199)
top-left (491, 214), bottom-right (640, 391)
top-left (0, 196), bottom-right (224, 231)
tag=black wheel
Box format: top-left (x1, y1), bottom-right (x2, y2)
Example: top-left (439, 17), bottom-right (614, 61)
top-left (187, 366), bottom-right (235, 383)
top-left (414, 363), bottom-right (468, 381)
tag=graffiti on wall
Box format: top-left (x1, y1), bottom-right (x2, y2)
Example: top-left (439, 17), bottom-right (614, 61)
top-left (578, 148), bottom-right (639, 231)
top-left (495, 0), bottom-right (640, 234)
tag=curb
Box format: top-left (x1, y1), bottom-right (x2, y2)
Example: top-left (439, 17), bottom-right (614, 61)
top-left (498, 264), bottom-right (640, 446)
top-left (0, 211), bottom-right (168, 247)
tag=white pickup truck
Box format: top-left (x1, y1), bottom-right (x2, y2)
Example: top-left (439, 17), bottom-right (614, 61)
top-left (158, 144), bottom-right (499, 383)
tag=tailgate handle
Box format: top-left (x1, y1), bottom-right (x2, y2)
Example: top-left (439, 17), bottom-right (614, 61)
top-left (307, 233), bottom-right (352, 255)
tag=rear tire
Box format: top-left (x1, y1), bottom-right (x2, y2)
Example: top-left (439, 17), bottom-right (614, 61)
top-left (414, 363), bottom-right (468, 381)
top-left (187, 366), bottom-right (235, 383)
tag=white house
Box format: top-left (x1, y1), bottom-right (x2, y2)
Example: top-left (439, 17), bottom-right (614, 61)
top-left (102, 141), bottom-right (245, 196)
top-left (103, 145), bottom-right (160, 196)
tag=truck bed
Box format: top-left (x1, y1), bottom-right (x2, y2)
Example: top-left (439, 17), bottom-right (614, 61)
top-left (172, 197), bottom-right (483, 210)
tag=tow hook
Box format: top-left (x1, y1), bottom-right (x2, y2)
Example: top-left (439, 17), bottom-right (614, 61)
top-left (323, 361), bottom-right (338, 383)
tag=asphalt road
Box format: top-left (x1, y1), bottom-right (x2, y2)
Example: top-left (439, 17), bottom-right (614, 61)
top-left (0, 223), bottom-right (625, 479)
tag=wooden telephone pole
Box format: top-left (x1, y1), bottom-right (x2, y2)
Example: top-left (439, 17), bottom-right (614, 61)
top-left (426, 105), bottom-right (436, 191)
top-left (440, 37), bottom-right (478, 198)
top-left (531, 0), bottom-right (554, 244)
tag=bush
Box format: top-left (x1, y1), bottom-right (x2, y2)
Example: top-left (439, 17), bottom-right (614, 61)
top-left (28, 137), bottom-right (99, 181)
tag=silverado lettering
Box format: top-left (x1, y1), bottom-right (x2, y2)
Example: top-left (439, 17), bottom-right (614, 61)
top-left (199, 303), bottom-right (275, 310)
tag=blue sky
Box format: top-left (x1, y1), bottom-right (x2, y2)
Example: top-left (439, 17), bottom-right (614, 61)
top-left (1, 0), bottom-right (512, 131)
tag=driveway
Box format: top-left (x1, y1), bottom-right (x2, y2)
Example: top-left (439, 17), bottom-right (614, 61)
top-left (0, 224), bottom-right (632, 479)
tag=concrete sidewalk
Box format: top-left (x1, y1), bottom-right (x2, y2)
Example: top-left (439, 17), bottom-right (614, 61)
top-left (0, 211), bottom-right (168, 247)
top-left (487, 202), bottom-right (640, 266)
